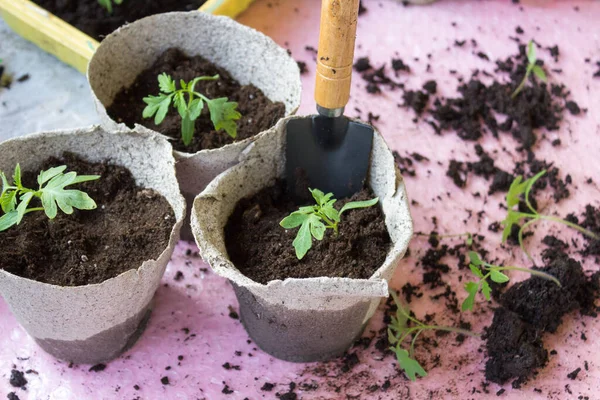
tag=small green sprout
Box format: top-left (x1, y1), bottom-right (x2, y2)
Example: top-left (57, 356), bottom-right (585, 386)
top-left (280, 188), bottom-right (379, 260)
top-left (0, 164), bottom-right (100, 232)
top-left (98, 0), bottom-right (123, 14)
top-left (512, 40), bottom-right (547, 98)
top-left (501, 170), bottom-right (598, 258)
top-left (461, 251), bottom-right (560, 312)
top-left (143, 73), bottom-right (241, 146)
top-left (388, 291), bottom-right (477, 381)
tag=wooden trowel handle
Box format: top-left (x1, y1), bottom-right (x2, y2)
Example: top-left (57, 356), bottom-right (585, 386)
top-left (315, 0), bottom-right (360, 111)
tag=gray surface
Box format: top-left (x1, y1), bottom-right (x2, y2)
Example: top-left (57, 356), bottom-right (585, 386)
top-left (0, 19), bottom-right (99, 141)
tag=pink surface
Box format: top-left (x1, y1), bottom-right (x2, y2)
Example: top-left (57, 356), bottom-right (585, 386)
top-left (2, 0), bottom-right (600, 399)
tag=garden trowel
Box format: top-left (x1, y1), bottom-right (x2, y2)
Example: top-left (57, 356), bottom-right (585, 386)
top-left (285, 0), bottom-right (373, 200)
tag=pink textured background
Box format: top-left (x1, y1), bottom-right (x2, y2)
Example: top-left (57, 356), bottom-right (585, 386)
top-left (2, 0), bottom-right (600, 399)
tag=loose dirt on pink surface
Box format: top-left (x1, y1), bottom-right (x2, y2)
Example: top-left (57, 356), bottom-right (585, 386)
top-left (1, 1), bottom-right (600, 399)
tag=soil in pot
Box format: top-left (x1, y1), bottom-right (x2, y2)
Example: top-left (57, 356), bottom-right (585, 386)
top-left (31, 0), bottom-right (207, 41)
top-left (224, 180), bottom-right (391, 284)
top-left (0, 153), bottom-right (174, 286)
top-left (107, 48), bottom-right (286, 153)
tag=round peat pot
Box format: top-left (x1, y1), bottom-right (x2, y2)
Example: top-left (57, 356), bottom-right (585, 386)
top-left (191, 117), bottom-right (413, 362)
top-left (0, 126), bottom-right (185, 364)
top-left (88, 11), bottom-right (302, 241)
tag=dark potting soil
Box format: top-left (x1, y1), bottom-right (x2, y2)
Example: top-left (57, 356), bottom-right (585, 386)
top-left (0, 153), bottom-right (174, 286)
top-left (31, 0), bottom-right (206, 41)
top-left (484, 308), bottom-right (548, 385)
top-left (568, 205), bottom-right (600, 256)
top-left (224, 180), bottom-right (391, 284)
top-left (485, 248), bottom-right (599, 385)
top-left (107, 48), bottom-right (286, 153)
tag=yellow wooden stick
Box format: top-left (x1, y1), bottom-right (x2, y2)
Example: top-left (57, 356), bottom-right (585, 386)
top-left (0, 0), bottom-right (255, 74)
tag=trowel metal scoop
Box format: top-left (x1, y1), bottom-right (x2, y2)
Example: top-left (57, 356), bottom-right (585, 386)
top-left (285, 0), bottom-right (373, 200)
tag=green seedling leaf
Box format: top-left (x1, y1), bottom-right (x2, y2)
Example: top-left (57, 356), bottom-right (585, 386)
top-left (293, 219), bottom-right (313, 259)
top-left (181, 114), bottom-right (195, 146)
top-left (339, 197), bottom-right (379, 215)
top-left (532, 65), bottom-right (547, 81)
top-left (37, 165), bottom-right (67, 186)
top-left (189, 98), bottom-right (204, 121)
top-left (0, 166), bottom-right (99, 232)
top-left (490, 269), bottom-right (510, 283)
top-left (481, 280), bottom-right (492, 301)
top-left (158, 73), bottom-right (176, 94)
top-left (506, 175), bottom-right (526, 208)
top-left (469, 264), bottom-right (484, 279)
top-left (280, 212), bottom-right (309, 229)
top-left (466, 233), bottom-right (473, 246)
top-left (527, 41), bottom-right (536, 65)
top-left (13, 164), bottom-right (21, 188)
top-left (0, 211), bottom-right (18, 232)
top-left (142, 73), bottom-right (241, 145)
top-left (206, 97), bottom-right (241, 139)
top-left (392, 347), bottom-right (427, 381)
top-left (310, 219), bottom-right (326, 240)
top-left (468, 251), bottom-right (483, 266)
top-left (462, 281), bottom-right (479, 312)
top-left (281, 188), bottom-right (378, 259)
top-left (501, 211), bottom-right (526, 243)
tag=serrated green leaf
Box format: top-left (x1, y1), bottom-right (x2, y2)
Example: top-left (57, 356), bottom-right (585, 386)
top-left (322, 203), bottom-right (340, 223)
top-left (40, 170), bottom-right (99, 219)
top-left (481, 280), bottom-right (492, 301)
top-left (0, 210), bottom-right (18, 232)
top-left (280, 212), bottom-right (309, 229)
top-left (501, 211), bottom-right (525, 243)
top-left (206, 97), bottom-right (241, 139)
top-left (532, 65), bottom-right (546, 81)
top-left (293, 220), bottom-right (313, 259)
top-left (71, 174), bottom-right (101, 185)
top-left (37, 165), bottom-right (67, 186)
top-left (13, 164), bottom-right (21, 188)
top-left (174, 92), bottom-right (187, 119)
top-left (1, 172), bottom-right (9, 196)
top-left (339, 197), bottom-right (379, 216)
top-left (0, 190), bottom-right (17, 213)
top-left (158, 73), bottom-right (176, 94)
top-left (297, 206), bottom-right (316, 214)
top-left (468, 251), bottom-right (482, 266)
top-left (310, 218), bottom-right (326, 240)
top-left (15, 192), bottom-right (33, 224)
top-left (309, 188), bottom-right (326, 205)
top-left (154, 95), bottom-right (172, 125)
top-left (181, 114), bottom-right (195, 146)
top-left (490, 269), bottom-right (510, 284)
top-left (469, 264), bottom-right (484, 279)
top-left (55, 190), bottom-right (97, 214)
top-left (527, 41), bottom-right (536, 65)
top-left (189, 98), bottom-right (204, 121)
top-left (142, 94), bottom-right (170, 120)
top-left (180, 79), bottom-right (187, 91)
top-left (392, 347), bottom-right (427, 381)
top-left (462, 282), bottom-right (479, 312)
top-left (506, 175), bottom-right (526, 209)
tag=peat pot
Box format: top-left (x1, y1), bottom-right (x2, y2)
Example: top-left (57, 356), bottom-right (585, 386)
top-left (88, 11), bottom-right (302, 240)
top-left (191, 116), bottom-right (413, 362)
top-left (0, 126), bottom-right (185, 364)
